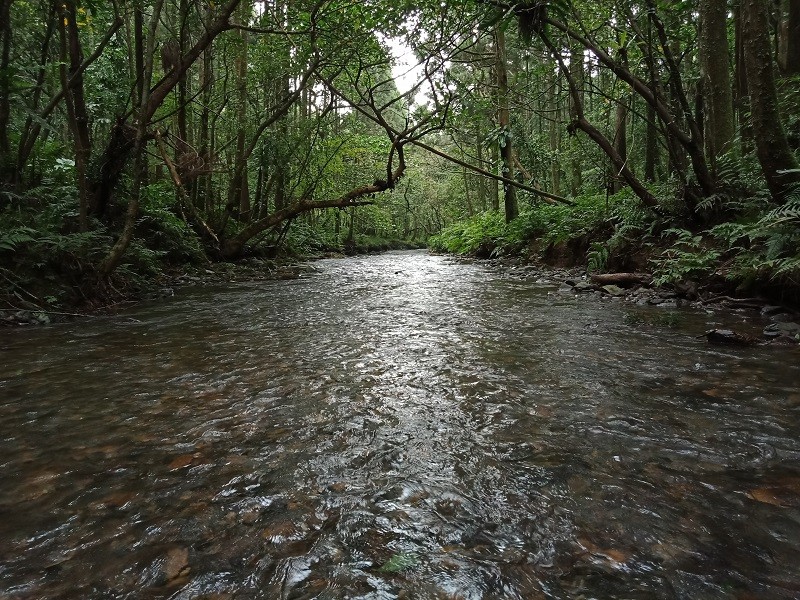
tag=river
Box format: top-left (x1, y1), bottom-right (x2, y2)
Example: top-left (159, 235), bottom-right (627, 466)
top-left (1, 250), bottom-right (799, 599)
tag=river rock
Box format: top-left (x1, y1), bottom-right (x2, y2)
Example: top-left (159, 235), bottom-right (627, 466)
top-left (706, 329), bottom-right (761, 346)
top-left (163, 546), bottom-right (190, 582)
top-left (769, 312), bottom-right (797, 323)
top-left (2, 310), bottom-right (51, 325)
top-left (763, 322), bottom-right (800, 338)
top-left (573, 281), bottom-right (595, 293)
top-left (601, 284), bottom-right (626, 297)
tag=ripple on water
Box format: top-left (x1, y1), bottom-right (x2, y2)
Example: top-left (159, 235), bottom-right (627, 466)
top-left (1, 250), bottom-right (799, 599)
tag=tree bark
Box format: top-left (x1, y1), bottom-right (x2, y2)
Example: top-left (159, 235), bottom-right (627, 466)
top-left (699, 0), bottom-right (736, 170)
top-left (568, 43), bottom-right (583, 195)
top-left (741, 0), bottom-right (800, 201)
top-left (0, 0), bottom-right (12, 166)
top-left (494, 25), bottom-right (518, 222)
top-left (778, 0), bottom-right (800, 76)
top-left (60, 0), bottom-right (93, 229)
top-left (611, 96), bottom-right (628, 194)
top-left (548, 66), bottom-right (561, 196)
top-left (228, 0), bottom-right (251, 219)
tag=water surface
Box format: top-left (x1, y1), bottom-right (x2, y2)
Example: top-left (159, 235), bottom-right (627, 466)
top-left (2, 251), bottom-right (799, 599)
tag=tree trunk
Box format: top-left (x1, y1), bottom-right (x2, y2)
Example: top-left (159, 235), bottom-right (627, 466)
top-left (462, 164), bottom-right (474, 216)
top-left (228, 0), bottom-right (251, 219)
top-left (61, 0), bottom-right (93, 229)
top-left (640, 12), bottom-right (660, 182)
top-left (546, 12), bottom-right (715, 206)
top-left (734, 3), bottom-right (754, 154)
top-left (198, 18), bottom-right (213, 212)
top-left (611, 96), bottom-right (628, 194)
top-left (699, 0), bottom-right (736, 170)
top-left (96, 0), bottom-right (164, 276)
top-left (778, 0), bottom-right (800, 75)
top-left (495, 25), bottom-right (518, 222)
top-left (644, 101), bottom-right (659, 181)
top-left (490, 142), bottom-right (500, 211)
top-left (548, 66), bottom-right (561, 196)
top-left (476, 130), bottom-right (487, 211)
top-left (741, 0), bottom-right (800, 201)
top-left (90, 0), bottom-right (239, 215)
top-left (568, 44), bottom-right (583, 196)
top-left (0, 0), bottom-right (12, 170)
top-left (177, 0), bottom-right (190, 152)
top-left (541, 32), bottom-right (661, 210)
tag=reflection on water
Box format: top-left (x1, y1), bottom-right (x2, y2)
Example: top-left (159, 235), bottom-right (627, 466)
top-left (1, 250), bottom-right (799, 599)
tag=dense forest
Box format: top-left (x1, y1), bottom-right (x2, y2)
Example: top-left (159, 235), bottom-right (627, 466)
top-left (1, 0), bottom-right (799, 315)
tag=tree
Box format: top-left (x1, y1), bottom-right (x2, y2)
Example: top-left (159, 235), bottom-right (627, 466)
top-left (777, 0), bottom-right (800, 76)
top-left (741, 0), bottom-right (800, 201)
top-left (699, 0), bottom-right (735, 170)
top-left (494, 25), bottom-right (519, 222)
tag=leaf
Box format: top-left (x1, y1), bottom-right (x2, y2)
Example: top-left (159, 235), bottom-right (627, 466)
top-left (379, 552), bottom-right (418, 573)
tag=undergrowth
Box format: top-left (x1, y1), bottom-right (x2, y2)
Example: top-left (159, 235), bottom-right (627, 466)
top-left (429, 182), bottom-right (800, 301)
top-left (0, 180), bottom-right (207, 312)
top-left (429, 192), bottom-right (640, 258)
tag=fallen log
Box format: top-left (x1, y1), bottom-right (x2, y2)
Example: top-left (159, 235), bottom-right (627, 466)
top-left (589, 272), bottom-right (652, 287)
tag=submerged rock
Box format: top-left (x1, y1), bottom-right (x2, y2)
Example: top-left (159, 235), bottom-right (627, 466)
top-left (763, 322), bottom-right (800, 339)
top-left (705, 329), bottom-right (761, 346)
top-left (163, 546), bottom-right (191, 582)
top-left (601, 284), bottom-right (626, 297)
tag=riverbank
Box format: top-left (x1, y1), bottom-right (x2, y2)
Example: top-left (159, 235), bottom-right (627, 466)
top-left (445, 253), bottom-right (800, 346)
top-left (0, 239), bottom-right (424, 326)
top-left (428, 193), bottom-right (800, 314)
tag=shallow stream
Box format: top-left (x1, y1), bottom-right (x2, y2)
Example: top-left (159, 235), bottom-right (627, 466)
top-left (2, 251), bottom-right (799, 599)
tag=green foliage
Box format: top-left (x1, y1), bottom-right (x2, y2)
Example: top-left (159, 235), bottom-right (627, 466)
top-left (0, 226), bottom-right (38, 251)
top-left (138, 182), bottom-right (206, 264)
top-left (587, 241), bottom-right (609, 273)
top-left (708, 184), bottom-right (800, 285)
top-left (651, 228), bottom-right (721, 286)
top-left (281, 219), bottom-right (341, 255)
top-left (428, 210), bottom-right (508, 255)
top-left (379, 553), bottom-right (418, 573)
top-left (429, 193), bottom-right (633, 258)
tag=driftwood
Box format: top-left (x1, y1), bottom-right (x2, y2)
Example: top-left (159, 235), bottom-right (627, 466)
top-left (589, 272), bottom-right (652, 286)
top-left (700, 295), bottom-right (765, 308)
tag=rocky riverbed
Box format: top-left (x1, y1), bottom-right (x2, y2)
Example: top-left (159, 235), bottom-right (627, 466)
top-left (461, 256), bottom-right (800, 346)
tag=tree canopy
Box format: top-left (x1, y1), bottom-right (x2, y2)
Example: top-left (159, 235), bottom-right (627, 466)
top-left (1, 0), bottom-right (799, 308)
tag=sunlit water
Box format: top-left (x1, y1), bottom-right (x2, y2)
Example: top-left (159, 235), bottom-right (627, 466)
top-left (1, 251), bottom-right (799, 599)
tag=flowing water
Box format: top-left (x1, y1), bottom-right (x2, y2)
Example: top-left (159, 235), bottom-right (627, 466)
top-left (1, 251), bottom-right (799, 600)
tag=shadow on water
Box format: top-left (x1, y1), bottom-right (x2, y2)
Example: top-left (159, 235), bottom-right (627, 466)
top-left (1, 250), bottom-right (799, 599)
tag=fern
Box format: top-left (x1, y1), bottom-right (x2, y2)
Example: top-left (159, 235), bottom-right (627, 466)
top-left (773, 256), bottom-right (800, 279)
top-left (0, 226), bottom-right (38, 251)
top-left (587, 242), bottom-right (609, 273)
